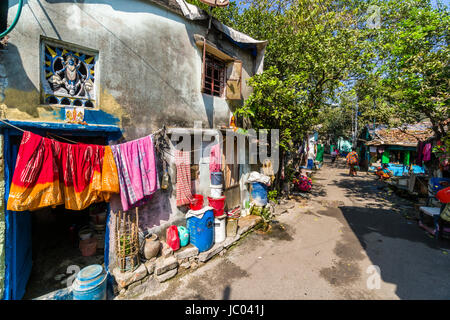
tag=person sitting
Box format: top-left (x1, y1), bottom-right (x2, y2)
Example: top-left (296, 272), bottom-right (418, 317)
top-left (376, 164), bottom-right (393, 181)
top-left (293, 170), bottom-right (313, 192)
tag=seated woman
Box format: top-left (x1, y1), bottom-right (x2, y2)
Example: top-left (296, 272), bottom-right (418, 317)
top-left (375, 164), bottom-right (393, 181)
top-left (293, 170), bottom-right (313, 192)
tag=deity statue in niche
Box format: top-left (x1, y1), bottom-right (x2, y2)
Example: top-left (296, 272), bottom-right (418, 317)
top-left (50, 54), bottom-right (93, 97)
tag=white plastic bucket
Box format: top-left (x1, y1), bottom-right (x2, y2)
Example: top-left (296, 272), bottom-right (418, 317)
top-left (214, 217), bottom-right (226, 243)
top-left (211, 188), bottom-right (223, 198)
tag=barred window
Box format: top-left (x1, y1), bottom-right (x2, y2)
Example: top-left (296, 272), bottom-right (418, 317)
top-left (203, 54), bottom-right (226, 97)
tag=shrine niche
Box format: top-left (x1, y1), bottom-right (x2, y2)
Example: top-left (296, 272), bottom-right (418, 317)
top-left (42, 41), bottom-right (97, 108)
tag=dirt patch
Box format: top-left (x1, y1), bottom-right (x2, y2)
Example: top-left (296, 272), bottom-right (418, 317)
top-left (317, 200), bottom-right (345, 208)
top-left (256, 223), bottom-right (294, 242)
top-left (333, 239), bottom-right (365, 261)
top-left (319, 261), bottom-right (362, 287)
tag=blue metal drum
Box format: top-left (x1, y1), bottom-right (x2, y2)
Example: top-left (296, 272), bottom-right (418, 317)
top-left (72, 264), bottom-right (107, 300)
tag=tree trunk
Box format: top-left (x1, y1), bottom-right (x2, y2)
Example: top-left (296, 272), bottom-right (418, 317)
top-left (274, 149), bottom-right (285, 195)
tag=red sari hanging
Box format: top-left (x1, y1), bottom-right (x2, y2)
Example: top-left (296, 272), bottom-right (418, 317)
top-left (7, 131), bottom-right (119, 212)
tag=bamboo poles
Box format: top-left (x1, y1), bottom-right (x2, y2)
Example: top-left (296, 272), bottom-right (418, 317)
top-left (115, 207), bottom-right (140, 273)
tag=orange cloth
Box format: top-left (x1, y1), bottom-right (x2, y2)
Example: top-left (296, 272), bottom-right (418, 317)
top-left (101, 146), bottom-right (120, 202)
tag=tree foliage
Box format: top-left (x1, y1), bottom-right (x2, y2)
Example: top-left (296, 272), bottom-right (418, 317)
top-left (187, 0), bottom-right (449, 158)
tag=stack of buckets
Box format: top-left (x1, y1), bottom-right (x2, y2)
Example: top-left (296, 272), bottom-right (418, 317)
top-left (209, 172), bottom-right (226, 244)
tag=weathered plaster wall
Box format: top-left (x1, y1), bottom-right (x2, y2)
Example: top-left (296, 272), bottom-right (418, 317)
top-left (0, 133), bottom-right (5, 299)
top-left (5, 0), bottom-right (256, 139)
top-left (3, 0), bottom-right (259, 273)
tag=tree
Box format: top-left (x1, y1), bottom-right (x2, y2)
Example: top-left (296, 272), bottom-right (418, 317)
top-left (374, 0), bottom-right (449, 139)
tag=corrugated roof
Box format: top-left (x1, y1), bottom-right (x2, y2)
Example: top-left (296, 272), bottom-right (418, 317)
top-left (366, 127), bottom-right (434, 147)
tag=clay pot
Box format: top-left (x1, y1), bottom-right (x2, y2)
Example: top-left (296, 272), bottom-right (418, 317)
top-left (143, 234), bottom-right (161, 260)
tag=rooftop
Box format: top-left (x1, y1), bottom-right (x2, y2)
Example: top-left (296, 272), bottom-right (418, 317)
top-left (366, 123), bottom-right (435, 147)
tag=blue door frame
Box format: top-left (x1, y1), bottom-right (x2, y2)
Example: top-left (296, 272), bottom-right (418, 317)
top-left (1, 121), bottom-right (122, 300)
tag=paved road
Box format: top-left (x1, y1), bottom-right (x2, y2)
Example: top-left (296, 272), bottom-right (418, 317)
top-left (132, 158), bottom-right (450, 300)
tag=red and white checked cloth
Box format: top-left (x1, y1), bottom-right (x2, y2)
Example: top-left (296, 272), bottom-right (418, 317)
top-left (175, 149), bottom-right (194, 206)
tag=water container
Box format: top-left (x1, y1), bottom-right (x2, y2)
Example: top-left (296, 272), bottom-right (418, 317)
top-left (186, 209), bottom-right (214, 252)
top-left (437, 187), bottom-right (450, 203)
top-left (251, 182), bottom-right (268, 206)
top-left (211, 172), bottom-right (223, 186)
top-left (214, 217), bottom-right (226, 243)
top-left (210, 185), bottom-right (223, 198)
top-left (72, 264), bottom-right (107, 300)
top-left (178, 226), bottom-right (190, 247)
top-left (190, 194), bottom-right (204, 211)
top-left (208, 196), bottom-right (226, 217)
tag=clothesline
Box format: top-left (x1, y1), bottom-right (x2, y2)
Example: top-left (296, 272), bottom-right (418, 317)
top-left (0, 118), bottom-right (26, 133)
top-left (0, 118), bottom-right (231, 157)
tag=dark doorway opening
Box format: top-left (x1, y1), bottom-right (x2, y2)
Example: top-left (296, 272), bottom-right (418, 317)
top-left (7, 134), bottom-right (110, 300)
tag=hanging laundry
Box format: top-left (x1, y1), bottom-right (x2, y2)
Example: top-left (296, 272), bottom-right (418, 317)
top-left (59, 141), bottom-right (106, 210)
top-left (7, 131), bottom-right (119, 212)
top-left (102, 146), bottom-right (121, 201)
top-left (416, 141), bottom-right (425, 164)
top-left (175, 149), bottom-right (194, 207)
top-left (316, 144), bottom-right (324, 162)
top-left (422, 143), bottom-right (432, 162)
top-left (403, 151), bottom-right (410, 166)
top-left (209, 142), bottom-right (222, 173)
top-left (382, 150), bottom-right (390, 164)
top-left (111, 135), bottom-right (159, 212)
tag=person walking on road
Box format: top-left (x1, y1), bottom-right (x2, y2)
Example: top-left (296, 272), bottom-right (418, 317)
top-left (331, 148), bottom-right (338, 163)
top-left (346, 148), bottom-right (359, 176)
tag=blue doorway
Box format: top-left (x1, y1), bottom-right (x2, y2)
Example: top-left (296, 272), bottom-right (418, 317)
top-left (1, 121), bottom-right (122, 300)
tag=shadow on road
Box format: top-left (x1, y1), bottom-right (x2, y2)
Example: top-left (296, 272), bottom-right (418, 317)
top-left (314, 160), bottom-right (450, 299)
top-left (337, 205), bottom-right (450, 299)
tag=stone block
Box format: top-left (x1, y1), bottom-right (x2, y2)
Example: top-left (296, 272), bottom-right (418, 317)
top-left (238, 215), bottom-right (262, 235)
top-left (127, 274), bottom-right (149, 292)
top-left (112, 263), bottom-right (148, 288)
top-left (155, 256), bottom-right (178, 276)
top-left (174, 245), bottom-right (199, 260)
top-left (223, 234), bottom-right (241, 249)
top-left (180, 261), bottom-right (191, 269)
top-left (144, 258), bottom-right (156, 275)
top-left (198, 243), bottom-right (224, 262)
top-left (161, 243), bottom-right (173, 258)
top-left (156, 268), bottom-right (178, 283)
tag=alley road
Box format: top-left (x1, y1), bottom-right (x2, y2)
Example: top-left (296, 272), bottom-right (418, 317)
top-left (132, 157), bottom-right (450, 300)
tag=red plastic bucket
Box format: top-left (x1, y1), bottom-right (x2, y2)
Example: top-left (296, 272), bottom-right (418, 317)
top-left (190, 194), bottom-right (204, 210)
top-left (208, 196), bottom-right (226, 217)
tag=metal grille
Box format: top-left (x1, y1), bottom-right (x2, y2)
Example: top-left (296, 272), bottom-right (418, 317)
top-left (203, 54), bottom-right (226, 97)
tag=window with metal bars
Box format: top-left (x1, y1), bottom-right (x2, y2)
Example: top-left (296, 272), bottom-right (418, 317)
top-left (203, 54), bottom-right (226, 97)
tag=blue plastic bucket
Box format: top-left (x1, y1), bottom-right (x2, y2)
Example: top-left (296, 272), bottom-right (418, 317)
top-left (186, 209), bottom-right (214, 252)
top-left (251, 182), bottom-right (268, 206)
top-left (211, 172), bottom-right (223, 186)
top-left (72, 264), bottom-right (107, 300)
top-left (178, 226), bottom-right (190, 247)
